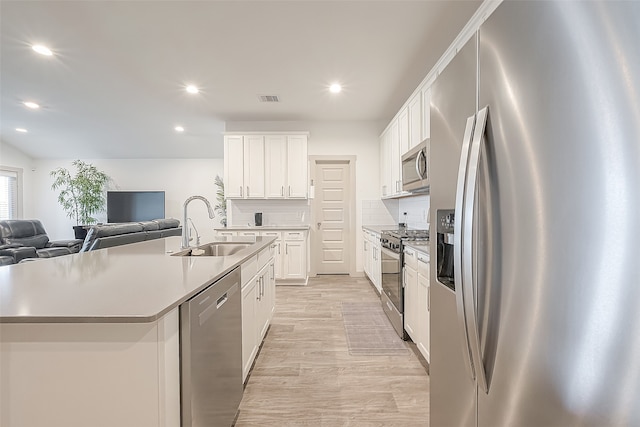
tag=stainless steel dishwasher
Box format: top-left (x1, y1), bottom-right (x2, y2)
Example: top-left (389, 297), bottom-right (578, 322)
top-left (180, 267), bottom-right (242, 427)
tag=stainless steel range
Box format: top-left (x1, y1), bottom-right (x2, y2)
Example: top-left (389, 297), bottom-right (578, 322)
top-left (380, 228), bottom-right (429, 339)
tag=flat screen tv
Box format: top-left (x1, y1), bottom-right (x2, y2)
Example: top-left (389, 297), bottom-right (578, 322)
top-left (107, 191), bottom-right (165, 223)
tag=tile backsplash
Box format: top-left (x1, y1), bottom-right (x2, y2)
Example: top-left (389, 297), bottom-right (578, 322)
top-left (362, 199), bottom-right (398, 226)
top-left (398, 194), bottom-right (430, 230)
top-left (229, 200), bottom-right (310, 226)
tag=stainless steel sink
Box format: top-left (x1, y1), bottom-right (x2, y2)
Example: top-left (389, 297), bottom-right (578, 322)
top-left (172, 242), bottom-right (252, 257)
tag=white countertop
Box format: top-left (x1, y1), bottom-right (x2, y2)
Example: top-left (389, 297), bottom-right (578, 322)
top-left (362, 225), bottom-right (395, 235)
top-left (0, 236), bottom-right (275, 324)
top-left (403, 241), bottom-right (430, 255)
top-left (215, 225), bottom-right (310, 231)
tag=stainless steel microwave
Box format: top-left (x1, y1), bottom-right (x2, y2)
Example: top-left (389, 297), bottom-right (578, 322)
top-left (402, 139), bottom-right (429, 192)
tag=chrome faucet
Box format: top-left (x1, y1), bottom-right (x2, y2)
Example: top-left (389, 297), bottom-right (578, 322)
top-left (182, 196), bottom-right (215, 249)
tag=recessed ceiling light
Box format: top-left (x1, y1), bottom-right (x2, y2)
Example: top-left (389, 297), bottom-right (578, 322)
top-left (175, 126), bottom-right (185, 132)
top-left (24, 101), bottom-right (40, 109)
top-left (186, 85), bottom-right (199, 94)
top-left (32, 44), bottom-right (53, 56)
top-left (329, 83), bottom-right (342, 94)
top-left (16, 128), bottom-right (28, 133)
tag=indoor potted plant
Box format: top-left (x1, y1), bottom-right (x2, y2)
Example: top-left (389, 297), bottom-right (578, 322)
top-left (50, 160), bottom-right (111, 239)
top-left (214, 174), bottom-right (227, 227)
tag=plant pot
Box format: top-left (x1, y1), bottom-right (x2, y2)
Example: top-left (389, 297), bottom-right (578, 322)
top-left (73, 225), bottom-right (88, 240)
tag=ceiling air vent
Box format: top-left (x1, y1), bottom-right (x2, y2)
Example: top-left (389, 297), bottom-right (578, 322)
top-left (259, 95), bottom-right (280, 103)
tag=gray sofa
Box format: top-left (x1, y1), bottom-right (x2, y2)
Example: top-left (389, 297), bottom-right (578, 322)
top-left (80, 219), bottom-right (181, 251)
top-left (0, 219), bottom-right (181, 265)
top-left (0, 220), bottom-right (83, 263)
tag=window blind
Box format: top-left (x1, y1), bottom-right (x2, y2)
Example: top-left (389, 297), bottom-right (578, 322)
top-left (0, 169), bottom-right (18, 220)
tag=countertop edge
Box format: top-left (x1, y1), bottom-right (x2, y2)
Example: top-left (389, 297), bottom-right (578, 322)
top-left (215, 226), bottom-right (310, 231)
top-left (0, 237), bottom-right (276, 324)
top-left (362, 225), bottom-right (394, 234)
top-left (403, 242), bottom-right (430, 255)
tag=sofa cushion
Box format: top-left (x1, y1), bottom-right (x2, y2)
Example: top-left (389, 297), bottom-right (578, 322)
top-left (0, 246), bottom-right (38, 263)
top-left (0, 256), bottom-right (14, 266)
top-left (139, 221), bottom-right (160, 231)
top-left (152, 218), bottom-right (180, 230)
top-left (37, 247), bottom-right (76, 258)
top-left (47, 239), bottom-right (83, 253)
top-left (0, 220), bottom-right (49, 249)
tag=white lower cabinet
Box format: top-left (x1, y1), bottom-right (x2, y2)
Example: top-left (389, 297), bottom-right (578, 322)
top-left (241, 275), bottom-right (258, 382)
top-left (260, 231), bottom-right (283, 279)
top-left (283, 239), bottom-right (305, 280)
top-left (416, 252), bottom-right (430, 362)
top-left (362, 229), bottom-right (382, 294)
top-left (217, 231), bottom-right (237, 237)
top-left (264, 230), bottom-right (307, 283)
top-left (363, 231), bottom-right (371, 278)
top-left (404, 247), bottom-right (430, 363)
top-left (403, 248), bottom-right (419, 341)
top-left (218, 228), bottom-right (308, 284)
top-left (241, 247), bottom-right (276, 383)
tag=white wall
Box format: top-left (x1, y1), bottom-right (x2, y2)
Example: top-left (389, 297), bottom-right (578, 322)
top-left (0, 140), bottom-right (37, 219)
top-left (31, 158), bottom-right (224, 241)
top-left (225, 120), bottom-right (383, 273)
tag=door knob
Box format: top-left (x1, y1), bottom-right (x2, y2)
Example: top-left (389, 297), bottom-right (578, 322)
top-left (317, 222), bottom-right (321, 229)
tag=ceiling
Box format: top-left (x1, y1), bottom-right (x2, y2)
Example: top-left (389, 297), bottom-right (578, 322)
top-left (1, 1), bottom-right (480, 160)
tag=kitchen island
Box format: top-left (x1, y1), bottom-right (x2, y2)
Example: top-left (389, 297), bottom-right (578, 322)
top-left (0, 235), bottom-right (275, 427)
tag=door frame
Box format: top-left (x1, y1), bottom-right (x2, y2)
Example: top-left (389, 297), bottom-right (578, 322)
top-left (308, 155), bottom-right (357, 278)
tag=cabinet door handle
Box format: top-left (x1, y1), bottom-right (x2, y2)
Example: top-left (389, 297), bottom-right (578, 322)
top-left (281, 186), bottom-right (284, 196)
top-left (247, 186), bottom-right (250, 197)
top-left (240, 186), bottom-right (243, 197)
top-left (427, 286), bottom-right (430, 311)
top-left (285, 243), bottom-right (288, 255)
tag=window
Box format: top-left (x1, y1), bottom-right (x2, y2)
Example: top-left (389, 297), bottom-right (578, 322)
top-left (0, 167), bottom-right (22, 220)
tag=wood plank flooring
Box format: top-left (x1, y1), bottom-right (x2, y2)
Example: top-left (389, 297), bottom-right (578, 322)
top-left (235, 276), bottom-right (429, 427)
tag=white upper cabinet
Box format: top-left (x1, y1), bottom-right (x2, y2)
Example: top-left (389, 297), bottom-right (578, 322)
top-left (390, 120), bottom-right (401, 196)
top-left (408, 91), bottom-right (423, 149)
top-left (379, 80), bottom-right (432, 199)
top-left (421, 85), bottom-right (431, 141)
top-left (398, 107), bottom-right (410, 156)
top-left (265, 135), bottom-right (287, 198)
top-left (224, 134), bottom-right (264, 199)
top-left (224, 135), bottom-right (244, 198)
top-left (286, 135), bottom-right (308, 198)
top-left (380, 120), bottom-right (402, 199)
top-left (380, 130), bottom-right (390, 198)
top-left (244, 135), bottom-right (265, 198)
top-left (224, 133), bottom-right (308, 200)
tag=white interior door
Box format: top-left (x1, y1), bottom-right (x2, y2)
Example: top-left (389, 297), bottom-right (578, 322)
top-left (313, 161), bottom-right (350, 274)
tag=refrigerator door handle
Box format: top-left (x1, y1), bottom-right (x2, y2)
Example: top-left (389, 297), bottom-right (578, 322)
top-left (454, 115), bottom-right (477, 382)
top-left (462, 106), bottom-right (489, 394)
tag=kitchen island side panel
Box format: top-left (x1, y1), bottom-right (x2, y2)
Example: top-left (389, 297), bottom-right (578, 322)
top-left (0, 309), bottom-right (180, 427)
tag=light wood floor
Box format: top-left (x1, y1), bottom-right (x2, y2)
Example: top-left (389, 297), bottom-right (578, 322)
top-left (235, 275), bottom-right (430, 427)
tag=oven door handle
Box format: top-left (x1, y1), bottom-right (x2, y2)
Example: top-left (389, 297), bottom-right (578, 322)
top-left (380, 246), bottom-right (400, 260)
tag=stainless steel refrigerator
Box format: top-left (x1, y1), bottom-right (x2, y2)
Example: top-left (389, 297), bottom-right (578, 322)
top-left (430, 2), bottom-right (640, 426)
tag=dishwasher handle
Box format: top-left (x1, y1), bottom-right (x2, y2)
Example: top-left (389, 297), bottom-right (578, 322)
top-left (216, 293), bottom-right (228, 309)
